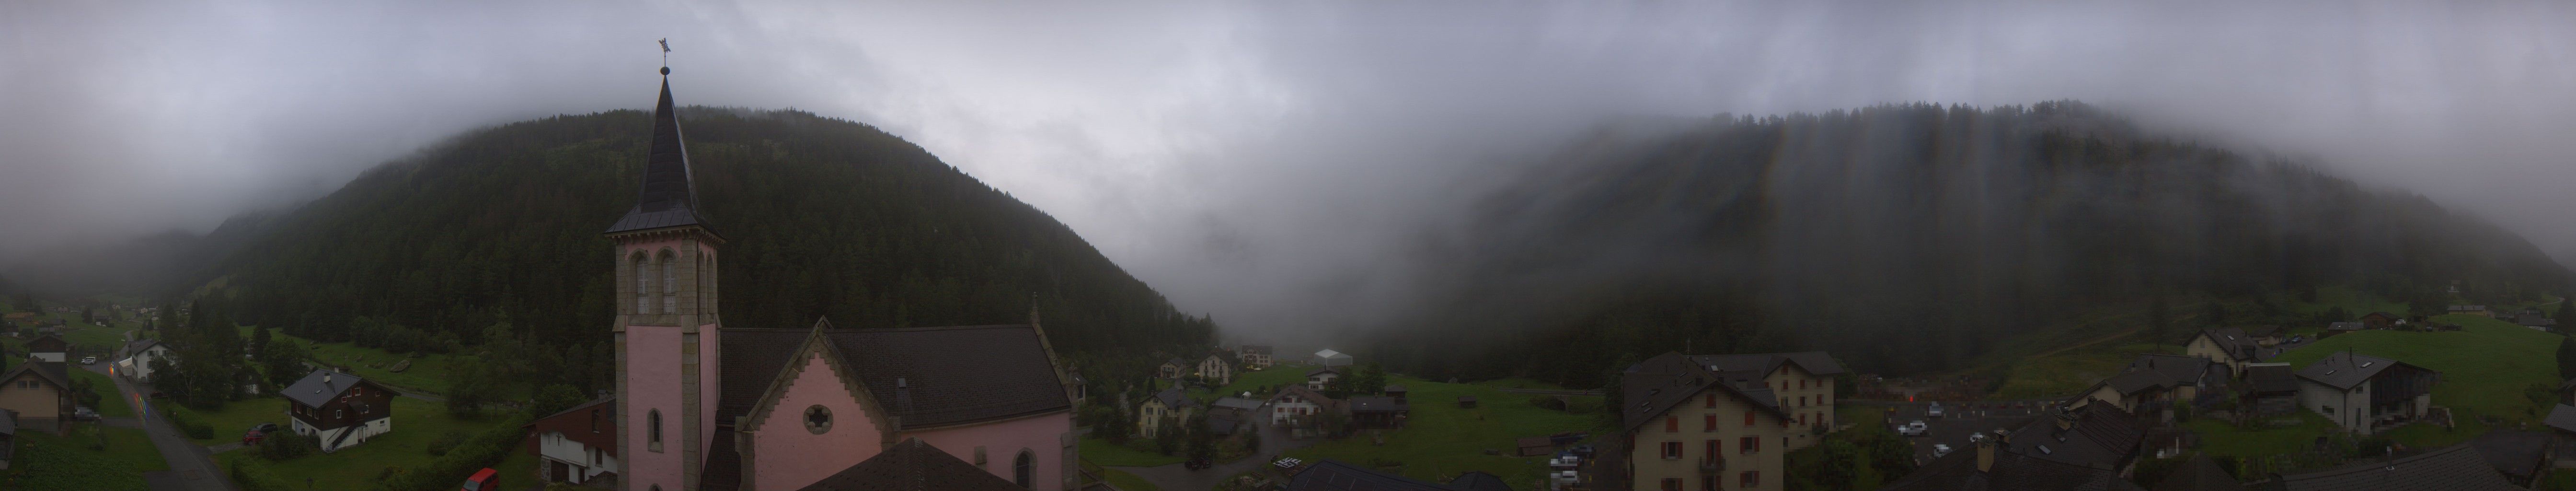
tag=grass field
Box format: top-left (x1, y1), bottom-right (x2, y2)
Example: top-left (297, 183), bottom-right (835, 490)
top-left (1080, 437), bottom-right (1188, 467)
top-left (212, 397), bottom-right (516, 491)
top-left (245, 326), bottom-right (465, 396)
top-left (1990, 342), bottom-right (2182, 399)
top-left (69, 368), bottom-right (134, 418)
top-left (1280, 375), bottom-right (1607, 488)
top-left (10, 424), bottom-right (169, 491)
top-left (2179, 411), bottom-right (2339, 470)
top-left (162, 397), bottom-right (291, 444)
top-left (2291, 286), bottom-right (2410, 320)
top-left (2257, 314), bottom-right (2560, 449)
top-left (1100, 468), bottom-right (1163, 491)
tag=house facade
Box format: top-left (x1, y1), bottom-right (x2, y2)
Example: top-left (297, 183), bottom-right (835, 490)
top-left (1686, 351), bottom-right (1845, 450)
top-left (2184, 328), bottom-right (2261, 372)
top-left (526, 397), bottom-right (619, 485)
top-left (604, 71), bottom-right (1080, 491)
top-left (1137, 387), bottom-right (1197, 439)
top-left (0, 363), bottom-right (70, 434)
top-left (283, 369), bottom-right (396, 452)
top-left (2295, 351), bottom-right (2437, 434)
top-left (23, 335), bottom-right (65, 363)
top-left (1614, 352), bottom-right (1799, 491)
top-left (1196, 354), bottom-right (1233, 386)
top-left (1159, 358), bottom-right (1189, 380)
top-left (1305, 367), bottom-right (1341, 391)
top-left (115, 339), bottom-right (172, 382)
top-left (1269, 385), bottom-right (1338, 427)
top-left (1240, 345), bottom-right (1273, 370)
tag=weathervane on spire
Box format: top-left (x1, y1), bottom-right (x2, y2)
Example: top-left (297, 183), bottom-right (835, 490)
top-left (658, 38), bottom-right (671, 74)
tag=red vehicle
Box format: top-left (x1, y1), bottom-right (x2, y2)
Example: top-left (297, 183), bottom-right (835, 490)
top-left (241, 430), bottom-right (264, 446)
top-left (460, 468), bottom-right (499, 491)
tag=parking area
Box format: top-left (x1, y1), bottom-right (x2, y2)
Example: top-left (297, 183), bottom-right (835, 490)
top-left (1876, 400), bottom-right (2059, 464)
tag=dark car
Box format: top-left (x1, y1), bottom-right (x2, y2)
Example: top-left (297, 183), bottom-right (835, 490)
top-left (250, 422), bottom-right (281, 433)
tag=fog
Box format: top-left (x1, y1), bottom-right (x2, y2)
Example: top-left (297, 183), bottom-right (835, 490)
top-left (3, 1), bottom-right (2572, 343)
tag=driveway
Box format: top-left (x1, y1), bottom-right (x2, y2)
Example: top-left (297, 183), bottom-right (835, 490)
top-left (92, 362), bottom-right (235, 491)
top-left (1110, 415), bottom-right (1318, 491)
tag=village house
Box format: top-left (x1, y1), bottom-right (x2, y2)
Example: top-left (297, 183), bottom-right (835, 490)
top-left (2323, 322), bottom-right (2365, 337)
top-left (1205, 397), bottom-right (1262, 439)
top-left (2544, 404), bottom-right (2576, 469)
top-left (1268, 384), bottom-right (1340, 429)
top-left (2238, 363), bottom-right (2300, 418)
top-left (1239, 345), bottom-right (1273, 370)
top-left (0, 362), bottom-right (71, 434)
top-left (1313, 349), bottom-right (1352, 368)
top-left (2358, 311), bottom-right (2400, 329)
top-left (1606, 351), bottom-right (1805, 491)
top-left (1137, 386), bottom-right (1197, 439)
top-left (2184, 328), bottom-right (2273, 371)
top-left (23, 334), bottom-right (65, 363)
top-left (1686, 351), bottom-right (1845, 450)
top-left (115, 339), bottom-right (172, 382)
top-left (1347, 395), bottom-right (1407, 429)
top-left (524, 396), bottom-right (619, 485)
top-left (1159, 357), bottom-right (1189, 380)
top-left (1196, 353), bottom-right (1234, 386)
top-left (2296, 351), bottom-right (2437, 434)
top-left (2517, 311), bottom-right (2558, 331)
top-left (1305, 366), bottom-right (1343, 391)
top-left (2450, 304), bottom-right (2492, 317)
top-left (2069, 354), bottom-right (2229, 422)
top-left (283, 369), bottom-right (396, 452)
top-left (601, 71), bottom-right (1082, 491)
top-left (1879, 402), bottom-right (2148, 491)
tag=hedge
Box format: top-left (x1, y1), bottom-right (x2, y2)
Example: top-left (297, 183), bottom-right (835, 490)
top-left (377, 412), bottom-right (532, 491)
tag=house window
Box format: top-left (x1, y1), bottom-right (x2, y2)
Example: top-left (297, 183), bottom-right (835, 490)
top-left (1704, 394), bottom-right (1716, 408)
top-left (1743, 410), bottom-right (1755, 427)
top-left (1703, 414), bottom-right (1716, 432)
top-left (1665, 415), bottom-right (1678, 433)
top-left (1740, 436), bottom-right (1759, 454)
top-left (1740, 471), bottom-right (1759, 488)
top-left (1014, 450), bottom-right (1036, 488)
top-left (1800, 396), bottom-right (1808, 407)
top-left (1798, 413), bottom-right (1806, 426)
top-left (1661, 441), bottom-right (1683, 459)
top-left (590, 409), bottom-right (601, 433)
top-left (1704, 439), bottom-right (1719, 460)
top-left (1660, 478), bottom-right (1683, 491)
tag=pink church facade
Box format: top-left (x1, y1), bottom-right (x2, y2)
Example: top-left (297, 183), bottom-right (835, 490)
top-left (605, 69), bottom-right (1077, 491)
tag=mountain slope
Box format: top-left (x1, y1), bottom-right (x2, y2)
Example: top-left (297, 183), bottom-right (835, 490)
top-left (1375, 102), bottom-right (2569, 385)
top-left (207, 107), bottom-right (1213, 376)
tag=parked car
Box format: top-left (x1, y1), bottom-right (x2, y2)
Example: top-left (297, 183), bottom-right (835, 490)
top-left (242, 430), bottom-right (265, 446)
top-left (249, 422), bottom-right (281, 434)
top-left (460, 468), bottom-right (500, 491)
top-left (1899, 421), bottom-right (1929, 436)
top-left (1927, 402), bottom-right (1945, 418)
top-left (70, 407), bottom-right (99, 421)
top-left (80, 356), bottom-right (97, 364)
top-left (1932, 444), bottom-right (1954, 458)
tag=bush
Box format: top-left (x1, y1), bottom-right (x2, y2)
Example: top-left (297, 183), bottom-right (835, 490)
top-left (230, 457), bottom-right (297, 491)
top-left (425, 430), bottom-right (468, 456)
top-left (168, 410), bottom-right (217, 440)
top-left (1528, 396), bottom-right (1568, 411)
top-left (260, 432), bottom-right (321, 461)
top-left (376, 413), bottom-right (531, 491)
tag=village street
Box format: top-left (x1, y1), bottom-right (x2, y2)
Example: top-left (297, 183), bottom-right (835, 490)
top-left (1109, 410), bottom-right (1319, 491)
top-left (90, 359), bottom-right (235, 491)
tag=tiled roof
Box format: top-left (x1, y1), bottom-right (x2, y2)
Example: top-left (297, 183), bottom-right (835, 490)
top-left (1210, 397), bottom-right (1265, 412)
top-left (1879, 443), bottom-right (2147, 491)
top-left (604, 76), bottom-right (712, 235)
top-left (2006, 403), bottom-right (2146, 470)
top-left (120, 339), bottom-right (163, 358)
top-left (281, 368), bottom-right (373, 408)
top-left (700, 427), bottom-right (742, 491)
top-left (1165, 357), bottom-right (1189, 368)
top-left (1242, 345), bottom-right (1273, 355)
top-left (1307, 367), bottom-right (1341, 377)
top-left (721, 323), bottom-right (1071, 430)
top-left (1348, 396), bottom-right (1406, 413)
top-left (794, 438), bottom-right (1023, 491)
top-left (1619, 352), bottom-right (1788, 434)
top-left (2150, 454), bottom-right (2244, 491)
top-left (1448, 471), bottom-right (1511, 491)
top-left (2198, 328), bottom-right (2256, 361)
top-left (529, 396), bottom-right (616, 424)
top-left (1151, 386), bottom-right (1196, 410)
top-left (2273, 442), bottom-right (2518, 491)
top-left (2295, 352), bottom-right (2426, 391)
top-left (1284, 459), bottom-right (1457, 491)
top-left (2468, 428), bottom-right (2551, 480)
top-left (2544, 404), bottom-right (2576, 433)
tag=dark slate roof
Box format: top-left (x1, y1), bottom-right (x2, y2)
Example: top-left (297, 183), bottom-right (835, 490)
top-left (1447, 471), bottom-right (1511, 491)
top-left (2150, 454), bottom-right (2244, 491)
top-left (1208, 414), bottom-right (1245, 435)
top-left (1210, 397), bottom-right (1265, 412)
top-left (2468, 428), bottom-right (2552, 480)
top-left (2245, 364), bottom-right (2299, 394)
top-left (795, 438), bottom-right (1023, 491)
top-left (2006, 402), bottom-right (2146, 470)
top-left (2130, 354), bottom-right (2221, 386)
top-left (1620, 352), bottom-right (1788, 434)
top-left (604, 76), bottom-right (712, 235)
top-left (2273, 442), bottom-right (2519, 491)
top-left (720, 323), bottom-right (1072, 430)
top-left (700, 427), bottom-right (742, 491)
top-left (2545, 404), bottom-right (2576, 434)
top-left (2104, 370), bottom-right (2174, 396)
top-left (1284, 459), bottom-right (1457, 491)
top-left (2295, 352), bottom-right (2424, 390)
top-left (1165, 357), bottom-right (1189, 368)
top-left (823, 325), bottom-right (1070, 428)
top-left (1349, 396), bottom-right (1406, 413)
top-left (1151, 386), bottom-right (1197, 410)
top-left (1878, 443), bottom-right (2148, 491)
top-left (2198, 328), bottom-right (2257, 362)
top-left (1383, 384), bottom-right (1406, 393)
top-left (281, 368), bottom-right (373, 408)
top-left (1687, 351), bottom-right (1849, 377)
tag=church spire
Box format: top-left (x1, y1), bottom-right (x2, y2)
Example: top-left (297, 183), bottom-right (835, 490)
top-left (604, 65), bottom-right (714, 236)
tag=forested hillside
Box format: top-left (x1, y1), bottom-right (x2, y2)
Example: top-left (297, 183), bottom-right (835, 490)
top-left (197, 107), bottom-right (1214, 389)
top-left (1373, 101), bottom-right (2570, 385)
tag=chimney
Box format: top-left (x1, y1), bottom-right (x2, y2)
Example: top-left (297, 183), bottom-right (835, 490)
top-left (1975, 438), bottom-right (1997, 473)
top-left (323, 372), bottom-right (332, 384)
top-left (896, 377), bottom-right (914, 417)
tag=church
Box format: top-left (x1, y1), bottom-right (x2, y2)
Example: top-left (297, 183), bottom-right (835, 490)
top-left (604, 66), bottom-right (1078, 491)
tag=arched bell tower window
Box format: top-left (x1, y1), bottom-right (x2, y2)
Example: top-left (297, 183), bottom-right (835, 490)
top-left (631, 251), bottom-right (652, 315)
top-left (804, 405), bottom-right (832, 434)
top-left (657, 249), bottom-right (678, 314)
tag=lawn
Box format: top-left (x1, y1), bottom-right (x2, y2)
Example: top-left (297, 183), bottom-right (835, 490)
top-left (1100, 468), bottom-right (1163, 491)
top-left (2179, 411), bottom-right (2338, 468)
top-left (1081, 437), bottom-right (1187, 467)
top-left (212, 397), bottom-right (514, 491)
top-left (1281, 375), bottom-right (1607, 488)
top-left (246, 326), bottom-right (466, 397)
top-left (70, 368), bottom-right (134, 417)
top-left (2291, 286), bottom-right (2409, 320)
top-left (10, 423), bottom-right (168, 491)
top-left (2264, 315), bottom-right (2561, 448)
top-left (491, 445), bottom-right (544, 491)
top-left (1990, 343), bottom-right (2181, 399)
top-left (161, 397), bottom-right (291, 444)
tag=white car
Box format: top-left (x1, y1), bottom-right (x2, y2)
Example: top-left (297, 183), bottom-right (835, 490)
top-left (1926, 402), bottom-right (1945, 418)
top-left (1899, 421), bottom-right (1929, 436)
top-left (80, 356), bottom-right (96, 364)
top-left (1932, 444), bottom-right (1953, 458)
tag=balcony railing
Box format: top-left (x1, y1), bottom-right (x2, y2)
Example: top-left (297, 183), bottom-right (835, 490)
top-left (1699, 457), bottom-right (1725, 474)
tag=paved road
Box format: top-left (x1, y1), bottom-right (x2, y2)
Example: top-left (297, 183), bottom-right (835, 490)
top-left (1111, 415), bottom-right (1318, 491)
top-left (91, 361), bottom-right (234, 491)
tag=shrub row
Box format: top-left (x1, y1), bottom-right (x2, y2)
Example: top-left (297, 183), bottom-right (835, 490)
top-left (375, 413), bottom-right (532, 491)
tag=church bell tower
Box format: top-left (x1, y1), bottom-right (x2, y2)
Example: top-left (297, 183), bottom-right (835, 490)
top-left (605, 64), bottom-right (724, 491)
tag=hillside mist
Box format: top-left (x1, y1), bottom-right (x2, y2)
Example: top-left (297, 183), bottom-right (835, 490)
top-left (1371, 102), bottom-right (2570, 385)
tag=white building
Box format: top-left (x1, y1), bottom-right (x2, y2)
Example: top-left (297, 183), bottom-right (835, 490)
top-left (1313, 349), bottom-right (1352, 368)
top-left (526, 397), bottom-right (619, 485)
top-left (115, 339), bottom-right (172, 382)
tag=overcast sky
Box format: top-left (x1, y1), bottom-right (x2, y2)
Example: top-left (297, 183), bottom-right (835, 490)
top-left (4, 1), bottom-right (2573, 337)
